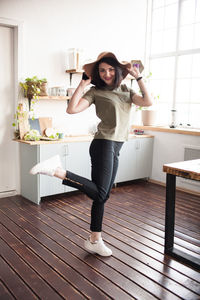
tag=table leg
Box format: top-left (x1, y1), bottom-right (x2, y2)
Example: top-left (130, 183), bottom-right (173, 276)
top-left (164, 173), bottom-right (200, 270)
top-left (164, 173), bottom-right (176, 252)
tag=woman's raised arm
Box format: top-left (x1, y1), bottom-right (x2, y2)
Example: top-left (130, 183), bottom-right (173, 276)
top-left (66, 78), bottom-right (91, 114)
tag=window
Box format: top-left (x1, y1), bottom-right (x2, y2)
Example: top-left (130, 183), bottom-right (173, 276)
top-left (147, 0), bottom-right (200, 128)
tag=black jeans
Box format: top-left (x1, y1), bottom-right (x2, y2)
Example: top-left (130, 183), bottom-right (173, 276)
top-left (62, 139), bottom-right (123, 232)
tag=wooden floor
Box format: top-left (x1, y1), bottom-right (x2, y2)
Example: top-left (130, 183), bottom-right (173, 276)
top-left (0, 180), bottom-right (200, 300)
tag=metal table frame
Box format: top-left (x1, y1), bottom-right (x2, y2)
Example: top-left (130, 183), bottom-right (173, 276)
top-left (164, 162), bottom-right (200, 271)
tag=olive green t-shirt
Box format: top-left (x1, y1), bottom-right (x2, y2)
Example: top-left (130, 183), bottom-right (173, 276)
top-left (83, 84), bottom-right (135, 142)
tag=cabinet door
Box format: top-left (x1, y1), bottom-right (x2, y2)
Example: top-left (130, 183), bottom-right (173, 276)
top-left (67, 141), bottom-right (91, 179)
top-left (65, 141), bottom-right (91, 192)
top-left (135, 138), bottom-right (154, 179)
top-left (20, 143), bottom-right (40, 204)
top-left (40, 144), bottom-right (66, 197)
top-left (116, 139), bottom-right (137, 183)
top-left (115, 137), bottom-right (154, 183)
top-left (40, 142), bottom-right (91, 196)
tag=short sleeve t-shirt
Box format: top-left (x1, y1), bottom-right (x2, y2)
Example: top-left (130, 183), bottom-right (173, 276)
top-left (83, 84), bottom-right (135, 142)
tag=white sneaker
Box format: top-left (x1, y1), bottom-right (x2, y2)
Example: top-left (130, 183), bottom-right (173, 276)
top-left (29, 155), bottom-right (62, 176)
top-left (84, 237), bottom-right (112, 256)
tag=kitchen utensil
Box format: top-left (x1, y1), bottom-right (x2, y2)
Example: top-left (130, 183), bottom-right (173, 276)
top-left (39, 117), bottom-right (52, 136)
top-left (18, 103), bottom-right (29, 139)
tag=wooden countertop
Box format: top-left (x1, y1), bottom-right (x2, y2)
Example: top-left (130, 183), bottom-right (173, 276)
top-left (13, 134), bottom-right (154, 145)
top-left (163, 159), bottom-right (200, 181)
top-left (132, 125), bottom-right (200, 136)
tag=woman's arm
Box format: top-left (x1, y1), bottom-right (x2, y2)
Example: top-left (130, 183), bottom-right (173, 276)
top-left (66, 78), bottom-right (91, 114)
top-left (127, 66), bottom-right (153, 107)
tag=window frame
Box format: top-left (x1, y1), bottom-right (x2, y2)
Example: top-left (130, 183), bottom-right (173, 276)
top-left (145, 0), bottom-right (200, 128)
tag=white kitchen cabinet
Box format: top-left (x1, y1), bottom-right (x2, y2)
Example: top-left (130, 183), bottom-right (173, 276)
top-left (135, 137), bottom-right (154, 179)
top-left (67, 142), bottom-right (91, 179)
top-left (19, 136), bottom-right (153, 205)
top-left (20, 141), bottom-right (91, 204)
top-left (39, 143), bottom-right (66, 197)
top-left (116, 137), bottom-right (154, 183)
top-left (115, 139), bottom-right (137, 183)
top-left (40, 142), bottom-right (91, 196)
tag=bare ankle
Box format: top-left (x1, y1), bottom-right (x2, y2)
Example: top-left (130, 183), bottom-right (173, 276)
top-left (90, 232), bottom-right (101, 242)
top-left (54, 167), bottom-right (66, 180)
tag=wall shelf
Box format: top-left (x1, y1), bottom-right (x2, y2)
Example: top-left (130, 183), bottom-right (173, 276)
top-left (66, 69), bottom-right (83, 85)
top-left (66, 69), bottom-right (83, 74)
top-left (38, 96), bottom-right (70, 100)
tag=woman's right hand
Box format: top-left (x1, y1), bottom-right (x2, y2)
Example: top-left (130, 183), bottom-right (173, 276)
top-left (67, 77), bottom-right (91, 114)
top-left (80, 77), bottom-right (92, 87)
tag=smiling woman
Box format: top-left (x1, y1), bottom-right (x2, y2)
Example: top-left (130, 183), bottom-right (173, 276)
top-left (29, 51), bottom-right (152, 257)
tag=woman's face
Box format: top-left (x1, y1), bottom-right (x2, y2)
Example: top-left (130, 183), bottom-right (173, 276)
top-left (99, 62), bottom-right (115, 86)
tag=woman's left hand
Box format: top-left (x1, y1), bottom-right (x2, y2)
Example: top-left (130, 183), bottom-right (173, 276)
top-left (127, 66), bottom-right (141, 79)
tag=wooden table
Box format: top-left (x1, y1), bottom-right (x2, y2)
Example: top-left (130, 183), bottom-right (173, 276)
top-left (163, 159), bottom-right (200, 270)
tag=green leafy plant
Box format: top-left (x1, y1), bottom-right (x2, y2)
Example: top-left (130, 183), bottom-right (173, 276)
top-left (49, 133), bottom-right (59, 139)
top-left (20, 76), bottom-right (47, 111)
top-left (12, 103), bottom-right (25, 129)
top-left (24, 129), bottom-right (41, 141)
top-left (12, 103), bottom-right (29, 138)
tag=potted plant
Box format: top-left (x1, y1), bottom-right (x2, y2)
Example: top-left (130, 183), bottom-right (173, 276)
top-left (20, 76), bottom-right (47, 111)
top-left (38, 78), bottom-right (48, 96)
top-left (140, 94), bottom-right (160, 126)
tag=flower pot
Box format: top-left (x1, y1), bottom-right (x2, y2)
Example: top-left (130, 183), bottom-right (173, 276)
top-left (39, 82), bottom-right (48, 96)
top-left (142, 110), bottom-right (157, 126)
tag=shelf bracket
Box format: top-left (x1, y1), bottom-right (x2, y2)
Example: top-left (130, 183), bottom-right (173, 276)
top-left (69, 73), bottom-right (73, 86)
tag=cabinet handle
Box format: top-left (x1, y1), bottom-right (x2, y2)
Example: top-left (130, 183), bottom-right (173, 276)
top-left (136, 140), bottom-right (140, 150)
top-left (64, 144), bottom-right (69, 156)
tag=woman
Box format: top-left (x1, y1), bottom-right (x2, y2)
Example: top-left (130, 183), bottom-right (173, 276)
top-left (30, 51), bottom-right (152, 256)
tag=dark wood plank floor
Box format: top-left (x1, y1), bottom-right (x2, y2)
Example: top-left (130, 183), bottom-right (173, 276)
top-left (0, 180), bottom-right (199, 300)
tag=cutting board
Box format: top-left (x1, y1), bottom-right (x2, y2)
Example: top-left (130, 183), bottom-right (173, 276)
top-left (18, 104), bottom-right (29, 139)
top-left (39, 117), bottom-right (52, 136)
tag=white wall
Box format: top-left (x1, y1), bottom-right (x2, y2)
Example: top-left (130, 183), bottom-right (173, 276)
top-left (0, 0), bottom-right (147, 85)
top-left (0, 0), bottom-right (147, 133)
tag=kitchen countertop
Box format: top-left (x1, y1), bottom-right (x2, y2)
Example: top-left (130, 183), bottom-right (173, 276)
top-left (14, 134), bottom-right (154, 145)
top-left (131, 125), bottom-right (200, 136)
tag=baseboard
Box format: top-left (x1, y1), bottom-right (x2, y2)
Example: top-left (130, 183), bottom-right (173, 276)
top-left (149, 179), bottom-right (200, 197)
top-left (0, 190), bottom-right (17, 198)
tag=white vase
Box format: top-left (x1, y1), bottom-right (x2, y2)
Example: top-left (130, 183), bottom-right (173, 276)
top-left (142, 110), bottom-right (157, 126)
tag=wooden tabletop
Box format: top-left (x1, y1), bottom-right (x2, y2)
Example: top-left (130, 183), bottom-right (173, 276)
top-left (163, 159), bottom-right (200, 181)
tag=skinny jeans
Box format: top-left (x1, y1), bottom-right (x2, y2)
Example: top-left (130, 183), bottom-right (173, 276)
top-left (62, 139), bottom-right (123, 232)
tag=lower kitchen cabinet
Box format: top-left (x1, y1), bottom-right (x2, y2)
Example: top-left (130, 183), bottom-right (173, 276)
top-left (116, 137), bottom-right (154, 183)
top-left (20, 141), bottom-right (91, 204)
top-left (19, 136), bottom-right (153, 204)
top-left (40, 142), bottom-right (91, 196)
